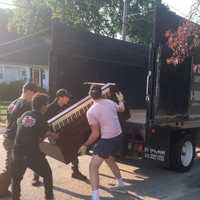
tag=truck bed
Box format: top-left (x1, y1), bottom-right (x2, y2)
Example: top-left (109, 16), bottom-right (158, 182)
top-left (126, 109), bottom-right (146, 139)
top-left (127, 109), bottom-right (146, 124)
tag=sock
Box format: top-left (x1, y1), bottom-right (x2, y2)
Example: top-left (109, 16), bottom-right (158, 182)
top-left (116, 177), bottom-right (124, 187)
top-left (92, 190), bottom-right (100, 200)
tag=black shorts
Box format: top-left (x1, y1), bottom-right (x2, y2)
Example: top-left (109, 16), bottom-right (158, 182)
top-left (94, 134), bottom-right (122, 159)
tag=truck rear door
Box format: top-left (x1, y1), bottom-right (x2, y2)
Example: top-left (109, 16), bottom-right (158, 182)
top-left (189, 55), bottom-right (200, 119)
top-left (147, 6), bottom-right (192, 125)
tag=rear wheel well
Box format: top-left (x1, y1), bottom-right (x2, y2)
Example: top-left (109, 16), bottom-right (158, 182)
top-left (170, 129), bottom-right (195, 142)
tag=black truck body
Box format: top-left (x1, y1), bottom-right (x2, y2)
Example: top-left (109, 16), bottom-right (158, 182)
top-left (49, 6), bottom-right (200, 172)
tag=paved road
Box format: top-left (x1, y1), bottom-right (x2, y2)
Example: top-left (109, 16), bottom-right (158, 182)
top-left (1, 134), bottom-right (200, 200)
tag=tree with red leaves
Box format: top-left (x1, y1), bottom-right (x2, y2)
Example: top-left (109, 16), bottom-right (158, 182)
top-left (165, 20), bottom-right (200, 65)
top-left (164, 1), bottom-right (200, 66)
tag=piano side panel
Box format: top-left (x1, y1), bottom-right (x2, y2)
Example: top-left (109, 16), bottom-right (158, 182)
top-left (43, 116), bottom-right (91, 164)
top-left (40, 141), bottom-right (65, 163)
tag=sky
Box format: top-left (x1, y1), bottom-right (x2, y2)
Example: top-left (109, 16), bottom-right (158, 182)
top-left (0, 0), bottom-right (195, 18)
top-left (162, 0), bottom-right (195, 17)
top-left (0, 0), bottom-right (15, 9)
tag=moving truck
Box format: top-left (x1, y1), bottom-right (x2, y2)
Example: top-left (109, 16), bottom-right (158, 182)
top-left (49, 6), bottom-right (200, 172)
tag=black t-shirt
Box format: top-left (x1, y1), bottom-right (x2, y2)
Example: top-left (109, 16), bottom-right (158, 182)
top-left (45, 100), bottom-right (68, 121)
top-left (6, 98), bottom-right (31, 139)
top-left (15, 110), bottom-right (48, 153)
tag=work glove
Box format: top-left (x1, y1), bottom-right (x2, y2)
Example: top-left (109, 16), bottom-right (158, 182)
top-left (78, 145), bottom-right (88, 155)
top-left (115, 91), bottom-right (124, 102)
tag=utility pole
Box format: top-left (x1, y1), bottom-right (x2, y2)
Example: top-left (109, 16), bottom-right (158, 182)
top-left (122, 0), bottom-right (128, 41)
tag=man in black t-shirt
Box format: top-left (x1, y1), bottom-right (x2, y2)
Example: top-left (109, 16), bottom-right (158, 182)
top-left (11, 93), bottom-right (57, 200)
top-left (0, 82), bottom-right (38, 197)
top-left (32, 89), bottom-right (87, 186)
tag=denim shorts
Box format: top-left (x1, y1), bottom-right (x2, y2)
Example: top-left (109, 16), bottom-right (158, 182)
top-left (94, 134), bottom-right (122, 159)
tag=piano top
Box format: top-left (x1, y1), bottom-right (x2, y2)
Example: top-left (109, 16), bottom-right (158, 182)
top-left (48, 83), bottom-right (116, 124)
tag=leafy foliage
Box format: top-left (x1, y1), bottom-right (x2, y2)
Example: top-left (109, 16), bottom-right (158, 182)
top-left (190, 0), bottom-right (200, 23)
top-left (11, 0), bottom-right (161, 44)
top-left (165, 20), bottom-right (200, 65)
top-left (0, 80), bottom-right (24, 101)
top-left (11, 0), bottom-right (52, 34)
top-left (0, 8), bottom-right (13, 31)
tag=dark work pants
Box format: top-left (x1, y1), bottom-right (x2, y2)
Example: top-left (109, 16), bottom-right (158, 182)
top-left (11, 150), bottom-right (53, 200)
top-left (33, 156), bottom-right (79, 181)
top-left (0, 136), bottom-right (14, 194)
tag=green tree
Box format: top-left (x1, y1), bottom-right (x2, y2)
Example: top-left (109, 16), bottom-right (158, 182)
top-left (12, 0), bottom-right (51, 34)
top-left (11, 0), bottom-right (161, 44)
top-left (0, 8), bottom-right (13, 31)
top-left (128, 0), bottom-right (162, 44)
top-left (190, 0), bottom-right (200, 22)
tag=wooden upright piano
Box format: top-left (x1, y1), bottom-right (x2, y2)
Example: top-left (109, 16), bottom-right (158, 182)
top-left (40, 83), bottom-right (119, 164)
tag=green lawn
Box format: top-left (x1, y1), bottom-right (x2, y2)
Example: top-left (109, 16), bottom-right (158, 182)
top-left (0, 101), bottom-right (8, 127)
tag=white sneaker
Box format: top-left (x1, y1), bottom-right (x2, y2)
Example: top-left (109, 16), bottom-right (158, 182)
top-left (109, 185), bottom-right (128, 194)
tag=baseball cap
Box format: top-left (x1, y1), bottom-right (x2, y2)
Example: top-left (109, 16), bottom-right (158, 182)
top-left (56, 88), bottom-right (72, 98)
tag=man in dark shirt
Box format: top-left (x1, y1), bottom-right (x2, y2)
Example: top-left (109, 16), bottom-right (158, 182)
top-left (32, 89), bottom-right (87, 186)
top-left (11, 93), bottom-right (57, 200)
top-left (0, 82), bottom-right (38, 197)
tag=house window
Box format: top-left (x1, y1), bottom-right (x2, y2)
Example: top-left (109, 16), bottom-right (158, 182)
top-left (0, 68), bottom-right (3, 79)
top-left (22, 70), bottom-right (26, 76)
top-left (21, 70), bottom-right (27, 81)
top-left (32, 69), bottom-right (40, 85)
top-left (42, 71), bottom-right (45, 79)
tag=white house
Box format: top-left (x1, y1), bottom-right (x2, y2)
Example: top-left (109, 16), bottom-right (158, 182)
top-left (0, 31), bottom-right (50, 90)
top-left (0, 64), bottom-right (49, 90)
top-left (32, 65), bottom-right (49, 90)
top-left (0, 64), bottom-right (30, 82)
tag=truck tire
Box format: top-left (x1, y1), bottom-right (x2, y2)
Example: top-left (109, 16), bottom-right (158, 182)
top-left (171, 134), bottom-right (195, 172)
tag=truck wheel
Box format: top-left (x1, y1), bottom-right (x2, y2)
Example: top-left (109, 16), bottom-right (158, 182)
top-left (171, 135), bottom-right (195, 172)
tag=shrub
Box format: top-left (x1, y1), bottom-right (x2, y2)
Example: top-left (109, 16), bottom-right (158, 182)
top-left (0, 80), bottom-right (25, 101)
